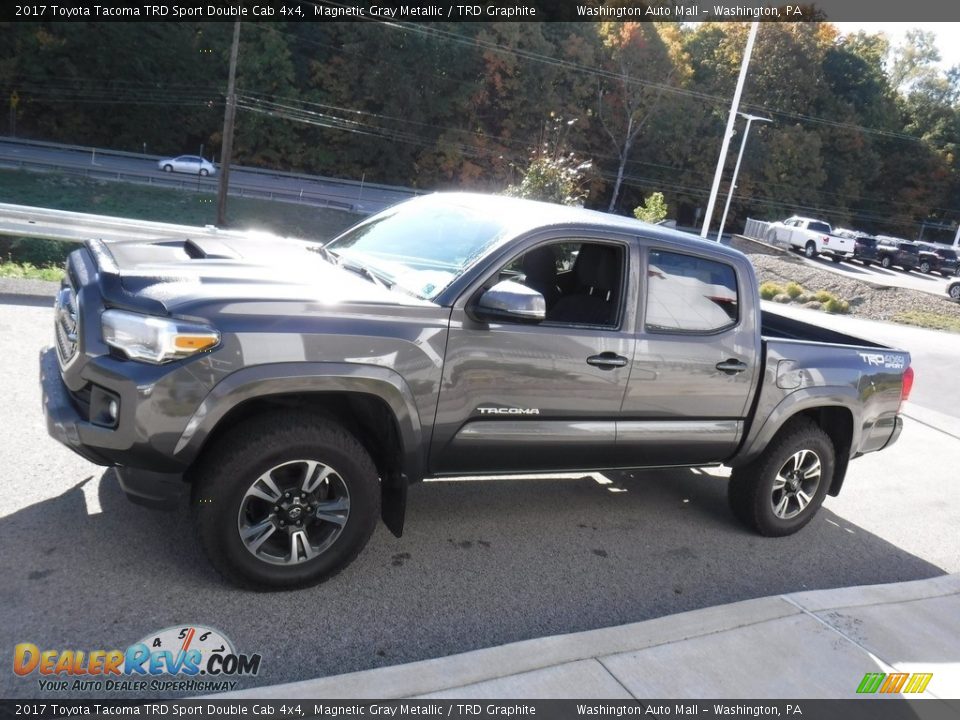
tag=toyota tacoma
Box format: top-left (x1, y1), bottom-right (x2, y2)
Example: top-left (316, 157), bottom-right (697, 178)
top-left (41, 193), bottom-right (913, 589)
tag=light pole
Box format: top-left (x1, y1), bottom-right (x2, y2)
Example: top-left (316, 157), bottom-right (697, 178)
top-left (716, 113), bottom-right (771, 242)
top-left (701, 20), bottom-right (760, 240)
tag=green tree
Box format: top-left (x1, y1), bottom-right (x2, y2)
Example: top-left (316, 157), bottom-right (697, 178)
top-left (633, 192), bottom-right (668, 223)
top-left (504, 117), bottom-right (592, 206)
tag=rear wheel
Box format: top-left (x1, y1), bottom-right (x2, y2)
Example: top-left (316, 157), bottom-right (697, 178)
top-left (193, 412), bottom-right (380, 590)
top-left (728, 418), bottom-right (834, 537)
top-left (163, 164), bottom-right (173, 172)
top-left (950, 283), bottom-right (960, 300)
top-left (861, 260), bottom-right (872, 267)
top-left (880, 256), bottom-right (892, 269)
top-left (920, 260), bottom-right (931, 274)
top-left (804, 241), bottom-right (818, 259)
top-left (831, 255), bottom-right (842, 264)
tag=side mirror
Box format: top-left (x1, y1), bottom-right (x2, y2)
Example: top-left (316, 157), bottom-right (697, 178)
top-left (472, 280), bottom-right (546, 324)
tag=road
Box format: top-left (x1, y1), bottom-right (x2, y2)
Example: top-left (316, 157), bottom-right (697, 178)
top-left (0, 138), bottom-right (416, 214)
top-left (1, 298), bottom-right (958, 699)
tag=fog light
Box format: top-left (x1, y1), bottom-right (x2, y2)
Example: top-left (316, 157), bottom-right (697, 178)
top-left (89, 386), bottom-right (121, 429)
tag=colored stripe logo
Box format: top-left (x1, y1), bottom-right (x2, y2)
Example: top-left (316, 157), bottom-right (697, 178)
top-left (857, 672), bottom-right (933, 694)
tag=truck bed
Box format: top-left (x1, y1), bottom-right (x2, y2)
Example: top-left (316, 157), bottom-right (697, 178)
top-left (761, 309), bottom-right (888, 349)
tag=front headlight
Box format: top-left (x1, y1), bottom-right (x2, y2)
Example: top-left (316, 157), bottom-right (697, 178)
top-left (101, 310), bottom-right (220, 364)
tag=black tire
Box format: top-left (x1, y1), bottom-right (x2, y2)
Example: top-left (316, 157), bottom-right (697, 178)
top-left (199, 168), bottom-right (209, 177)
top-left (941, 272), bottom-right (952, 279)
top-left (949, 283), bottom-right (960, 301)
top-left (831, 255), bottom-right (842, 264)
top-left (192, 412), bottom-right (380, 590)
top-left (804, 241), bottom-right (817, 259)
top-left (861, 261), bottom-right (871, 268)
top-left (163, 164), bottom-right (173, 172)
top-left (880, 256), bottom-right (892, 269)
top-left (728, 418), bottom-right (834, 537)
top-left (920, 261), bottom-right (931, 274)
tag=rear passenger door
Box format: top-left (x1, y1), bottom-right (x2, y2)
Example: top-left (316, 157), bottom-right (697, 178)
top-left (616, 247), bottom-right (759, 466)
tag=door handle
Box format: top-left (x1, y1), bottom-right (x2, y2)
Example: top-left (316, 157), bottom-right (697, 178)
top-left (587, 352), bottom-right (628, 370)
top-left (716, 359), bottom-right (748, 375)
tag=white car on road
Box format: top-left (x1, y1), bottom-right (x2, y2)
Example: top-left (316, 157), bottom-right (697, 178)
top-left (765, 216), bottom-right (855, 262)
top-left (157, 155), bottom-right (216, 176)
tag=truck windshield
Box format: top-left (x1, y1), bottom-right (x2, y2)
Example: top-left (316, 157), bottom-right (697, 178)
top-left (325, 201), bottom-right (509, 300)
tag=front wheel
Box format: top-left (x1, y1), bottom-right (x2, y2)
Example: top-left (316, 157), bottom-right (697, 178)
top-left (831, 255), bottom-right (843, 264)
top-left (804, 241), bottom-right (818, 259)
top-left (192, 412), bottom-right (380, 590)
top-left (880, 256), bottom-right (892, 269)
top-left (163, 164), bottom-right (173, 172)
top-left (199, 168), bottom-right (209, 177)
top-left (950, 284), bottom-right (960, 300)
top-left (920, 261), bottom-right (931, 274)
top-left (861, 260), bottom-right (872, 267)
top-left (728, 418), bottom-right (834, 537)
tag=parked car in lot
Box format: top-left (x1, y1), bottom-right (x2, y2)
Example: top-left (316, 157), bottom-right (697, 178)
top-left (765, 216), bottom-right (854, 262)
top-left (157, 155), bottom-right (216, 176)
top-left (40, 193), bottom-right (913, 589)
top-left (948, 279), bottom-right (960, 301)
top-left (875, 236), bottom-right (919, 272)
top-left (915, 243), bottom-right (958, 277)
top-left (835, 229), bottom-right (879, 267)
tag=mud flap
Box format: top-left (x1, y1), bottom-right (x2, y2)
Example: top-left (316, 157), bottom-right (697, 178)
top-left (381, 474), bottom-right (407, 537)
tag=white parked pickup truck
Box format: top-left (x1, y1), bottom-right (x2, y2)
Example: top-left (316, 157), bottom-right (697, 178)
top-left (765, 216), bottom-right (855, 262)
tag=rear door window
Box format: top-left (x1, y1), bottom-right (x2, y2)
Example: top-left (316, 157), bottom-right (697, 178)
top-left (645, 251), bottom-right (739, 333)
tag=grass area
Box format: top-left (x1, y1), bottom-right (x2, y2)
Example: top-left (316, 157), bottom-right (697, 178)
top-left (0, 169), bottom-right (362, 242)
top-left (0, 261), bottom-right (64, 281)
top-left (892, 310), bottom-right (960, 333)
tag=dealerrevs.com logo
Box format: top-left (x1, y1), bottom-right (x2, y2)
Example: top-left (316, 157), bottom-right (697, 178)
top-left (13, 625), bottom-right (262, 693)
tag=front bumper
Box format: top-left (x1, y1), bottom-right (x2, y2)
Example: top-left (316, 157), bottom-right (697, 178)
top-left (40, 347), bottom-right (187, 508)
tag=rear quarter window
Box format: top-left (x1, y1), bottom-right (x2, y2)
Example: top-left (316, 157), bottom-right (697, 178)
top-left (645, 251), bottom-right (739, 333)
top-left (808, 222), bottom-right (832, 233)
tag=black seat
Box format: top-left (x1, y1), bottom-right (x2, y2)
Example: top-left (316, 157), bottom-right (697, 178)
top-left (549, 244), bottom-right (620, 325)
top-left (521, 245), bottom-right (561, 309)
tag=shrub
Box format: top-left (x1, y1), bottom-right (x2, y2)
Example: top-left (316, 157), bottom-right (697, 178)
top-left (773, 293), bottom-right (792, 303)
top-left (759, 281), bottom-right (784, 300)
top-left (825, 298), bottom-right (850, 314)
top-left (785, 282), bottom-right (804, 299)
top-left (8, 237), bottom-right (73, 268)
top-left (814, 289), bottom-right (835, 304)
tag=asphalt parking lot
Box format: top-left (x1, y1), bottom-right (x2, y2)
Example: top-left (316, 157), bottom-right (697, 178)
top-left (785, 244), bottom-right (957, 297)
top-left (2, 297), bottom-right (959, 699)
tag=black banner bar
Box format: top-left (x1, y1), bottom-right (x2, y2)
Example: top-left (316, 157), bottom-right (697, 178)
top-left (1, 700), bottom-right (958, 720)
top-left (4, 0), bottom-right (960, 23)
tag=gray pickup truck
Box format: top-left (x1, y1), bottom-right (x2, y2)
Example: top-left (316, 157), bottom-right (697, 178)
top-left (41, 193), bottom-right (913, 589)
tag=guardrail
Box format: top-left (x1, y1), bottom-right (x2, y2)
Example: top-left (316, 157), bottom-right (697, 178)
top-left (0, 202), bottom-right (317, 245)
top-left (743, 218), bottom-right (772, 241)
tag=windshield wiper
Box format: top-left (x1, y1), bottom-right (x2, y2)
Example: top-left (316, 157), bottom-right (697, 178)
top-left (341, 259), bottom-right (392, 290)
top-left (309, 244), bottom-right (339, 265)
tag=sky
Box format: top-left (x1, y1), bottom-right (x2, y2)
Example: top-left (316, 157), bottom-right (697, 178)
top-left (834, 22), bottom-right (960, 71)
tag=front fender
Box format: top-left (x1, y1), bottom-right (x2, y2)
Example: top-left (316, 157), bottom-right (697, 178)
top-left (172, 362), bottom-right (424, 482)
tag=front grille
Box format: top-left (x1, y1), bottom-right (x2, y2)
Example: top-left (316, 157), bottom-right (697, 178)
top-left (54, 283), bottom-right (79, 366)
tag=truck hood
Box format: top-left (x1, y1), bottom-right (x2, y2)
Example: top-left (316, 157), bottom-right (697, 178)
top-left (92, 235), bottom-right (432, 313)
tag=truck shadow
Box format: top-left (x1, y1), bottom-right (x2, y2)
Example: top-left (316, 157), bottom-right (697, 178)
top-left (0, 465), bottom-right (946, 698)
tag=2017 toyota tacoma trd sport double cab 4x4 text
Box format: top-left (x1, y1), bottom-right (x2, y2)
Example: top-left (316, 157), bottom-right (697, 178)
top-left (40, 194), bottom-right (913, 590)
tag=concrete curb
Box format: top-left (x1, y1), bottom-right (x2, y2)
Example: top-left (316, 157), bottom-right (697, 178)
top-left (215, 575), bottom-right (960, 700)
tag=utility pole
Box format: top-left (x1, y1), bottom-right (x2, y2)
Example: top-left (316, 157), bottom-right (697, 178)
top-left (716, 113), bottom-right (771, 243)
top-left (217, 20), bottom-right (241, 227)
top-left (701, 21), bottom-right (760, 241)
